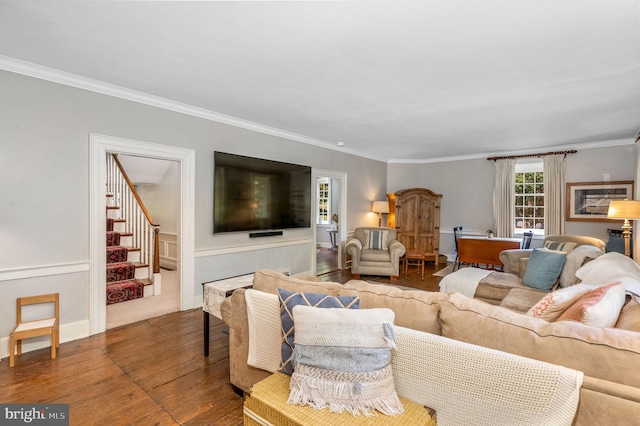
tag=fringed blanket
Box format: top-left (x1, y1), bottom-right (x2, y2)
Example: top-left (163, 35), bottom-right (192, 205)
top-left (391, 326), bottom-right (583, 426)
top-left (438, 267), bottom-right (492, 298)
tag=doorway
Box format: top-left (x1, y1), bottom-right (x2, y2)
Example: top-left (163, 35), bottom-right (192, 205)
top-left (312, 169), bottom-right (347, 275)
top-left (89, 134), bottom-right (195, 335)
top-left (105, 155), bottom-right (181, 329)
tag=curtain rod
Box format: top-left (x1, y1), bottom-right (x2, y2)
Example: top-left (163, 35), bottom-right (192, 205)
top-left (487, 149), bottom-right (577, 161)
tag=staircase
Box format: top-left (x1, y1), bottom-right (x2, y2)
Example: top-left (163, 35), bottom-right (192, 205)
top-left (105, 211), bottom-right (149, 304)
top-left (105, 153), bottom-right (161, 305)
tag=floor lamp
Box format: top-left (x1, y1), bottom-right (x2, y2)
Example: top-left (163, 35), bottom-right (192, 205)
top-left (607, 200), bottom-right (640, 257)
top-left (372, 201), bottom-right (389, 227)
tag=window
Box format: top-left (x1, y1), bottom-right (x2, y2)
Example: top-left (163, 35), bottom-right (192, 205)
top-left (514, 161), bottom-right (544, 234)
top-left (317, 178), bottom-right (330, 224)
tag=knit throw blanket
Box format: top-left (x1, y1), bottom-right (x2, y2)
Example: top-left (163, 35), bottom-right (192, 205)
top-left (391, 326), bottom-right (584, 425)
top-left (438, 267), bottom-right (492, 298)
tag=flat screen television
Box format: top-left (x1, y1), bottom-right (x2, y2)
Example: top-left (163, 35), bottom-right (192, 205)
top-left (213, 152), bottom-right (312, 233)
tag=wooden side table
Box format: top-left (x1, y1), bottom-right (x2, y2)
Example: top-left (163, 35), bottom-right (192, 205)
top-left (403, 249), bottom-right (426, 280)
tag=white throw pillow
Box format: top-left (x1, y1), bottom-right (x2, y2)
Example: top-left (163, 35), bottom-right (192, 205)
top-left (245, 289), bottom-right (282, 373)
top-left (556, 282), bottom-right (626, 328)
top-left (526, 284), bottom-right (595, 321)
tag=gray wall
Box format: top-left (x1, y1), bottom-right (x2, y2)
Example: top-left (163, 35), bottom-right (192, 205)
top-left (388, 144), bottom-right (637, 258)
top-left (0, 70), bottom-right (386, 346)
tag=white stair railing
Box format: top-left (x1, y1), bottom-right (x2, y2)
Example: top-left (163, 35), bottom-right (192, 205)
top-left (106, 153), bottom-right (160, 276)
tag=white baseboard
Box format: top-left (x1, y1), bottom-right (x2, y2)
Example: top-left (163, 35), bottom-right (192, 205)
top-left (0, 320), bottom-right (90, 361)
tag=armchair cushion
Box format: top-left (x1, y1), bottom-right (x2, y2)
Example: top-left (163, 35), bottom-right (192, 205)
top-left (364, 229), bottom-right (389, 250)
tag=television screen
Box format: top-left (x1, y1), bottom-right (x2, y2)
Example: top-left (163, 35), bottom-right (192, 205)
top-left (213, 152), bottom-right (312, 233)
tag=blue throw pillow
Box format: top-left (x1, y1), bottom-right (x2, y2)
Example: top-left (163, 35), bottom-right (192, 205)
top-left (522, 248), bottom-right (567, 291)
top-left (277, 288), bottom-right (360, 375)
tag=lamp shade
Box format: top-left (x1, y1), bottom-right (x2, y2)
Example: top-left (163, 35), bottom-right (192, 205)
top-left (607, 200), bottom-right (640, 220)
top-left (372, 201), bottom-right (389, 214)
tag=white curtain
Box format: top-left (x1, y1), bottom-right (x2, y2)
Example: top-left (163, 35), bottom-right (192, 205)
top-left (634, 139), bottom-right (640, 261)
top-left (543, 154), bottom-right (566, 236)
top-left (492, 159), bottom-right (516, 238)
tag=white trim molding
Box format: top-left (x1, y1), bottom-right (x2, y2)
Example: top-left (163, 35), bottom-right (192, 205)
top-left (0, 262), bottom-right (89, 282)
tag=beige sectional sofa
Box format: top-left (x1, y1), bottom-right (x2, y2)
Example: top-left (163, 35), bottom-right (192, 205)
top-left (221, 269), bottom-right (640, 425)
top-left (460, 235), bottom-right (607, 311)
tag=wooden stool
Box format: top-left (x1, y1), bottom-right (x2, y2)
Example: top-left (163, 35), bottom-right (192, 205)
top-left (403, 249), bottom-right (426, 280)
top-left (9, 293), bottom-right (60, 367)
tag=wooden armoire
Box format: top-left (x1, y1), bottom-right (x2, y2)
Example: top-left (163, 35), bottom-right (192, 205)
top-left (388, 188), bottom-right (442, 264)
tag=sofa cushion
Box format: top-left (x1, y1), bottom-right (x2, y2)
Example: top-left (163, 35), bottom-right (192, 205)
top-left (615, 296), bottom-right (640, 332)
top-left (439, 292), bottom-right (640, 388)
top-left (361, 249), bottom-right (392, 262)
top-left (253, 269), bottom-right (344, 296)
top-left (557, 282), bottom-right (625, 328)
top-left (499, 287), bottom-right (547, 312)
top-left (364, 229), bottom-right (389, 250)
top-left (522, 248), bottom-right (566, 291)
top-left (288, 305), bottom-right (403, 416)
top-left (339, 280), bottom-right (446, 335)
top-left (526, 284), bottom-right (595, 321)
top-left (277, 288), bottom-right (359, 375)
top-left (474, 271), bottom-right (525, 302)
top-left (558, 245), bottom-right (604, 288)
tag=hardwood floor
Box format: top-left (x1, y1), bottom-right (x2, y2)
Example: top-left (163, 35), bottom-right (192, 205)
top-left (0, 260), bottom-right (450, 425)
top-left (1, 310), bottom-right (243, 425)
top-left (319, 257), bottom-right (449, 293)
top-left (315, 247), bottom-right (339, 275)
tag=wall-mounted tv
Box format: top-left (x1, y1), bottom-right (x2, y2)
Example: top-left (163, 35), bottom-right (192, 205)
top-left (213, 152), bottom-right (312, 233)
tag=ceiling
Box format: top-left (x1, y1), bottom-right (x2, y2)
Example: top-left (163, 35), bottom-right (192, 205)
top-left (1, 1), bottom-right (639, 162)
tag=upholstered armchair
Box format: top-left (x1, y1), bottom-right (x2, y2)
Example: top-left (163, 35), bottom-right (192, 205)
top-left (344, 227), bottom-right (406, 280)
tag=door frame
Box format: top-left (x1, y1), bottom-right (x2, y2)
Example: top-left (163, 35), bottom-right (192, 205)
top-left (311, 169), bottom-right (347, 273)
top-left (89, 134), bottom-right (195, 334)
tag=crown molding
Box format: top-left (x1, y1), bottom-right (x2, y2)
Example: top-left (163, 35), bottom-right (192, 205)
top-left (1, 55), bottom-right (632, 165)
top-left (388, 138), bottom-right (637, 164)
top-left (0, 55), bottom-right (387, 162)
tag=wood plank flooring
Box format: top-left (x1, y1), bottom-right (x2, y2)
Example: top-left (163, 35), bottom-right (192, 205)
top-left (0, 261), bottom-right (450, 425)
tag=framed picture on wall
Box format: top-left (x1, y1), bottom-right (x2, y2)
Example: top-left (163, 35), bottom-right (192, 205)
top-left (566, 181), bottom-right (635, 222)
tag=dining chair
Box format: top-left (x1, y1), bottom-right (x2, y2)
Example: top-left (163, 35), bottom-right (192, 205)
top-left (453, 226), bottom-right (464, 270)
top-left (522, 231), bottom-right (534, 249)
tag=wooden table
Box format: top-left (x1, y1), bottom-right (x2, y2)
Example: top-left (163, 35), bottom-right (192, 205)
top-left (458, 236), bottom-right (521, 270)
top-left (202, 274), bottom-right (254, 356)
top-left (403, 249), bottom-right (426, 280)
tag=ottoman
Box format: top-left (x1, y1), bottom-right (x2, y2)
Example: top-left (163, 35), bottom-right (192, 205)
top-left (244, 372), bottom-right (437, 426)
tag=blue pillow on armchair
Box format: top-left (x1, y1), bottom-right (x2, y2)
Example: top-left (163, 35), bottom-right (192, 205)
top-left (522, 248), bottom-right (567, 291)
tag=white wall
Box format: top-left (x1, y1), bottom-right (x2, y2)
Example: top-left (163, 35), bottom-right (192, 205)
top-left (388, 144), bottom-right (637, 258)
top-left (136, 161), bottom-right (180, 235)
top-left (0, 69), bottom-right (387, 348)
top-left (388, 158), bottom-right (495, 258)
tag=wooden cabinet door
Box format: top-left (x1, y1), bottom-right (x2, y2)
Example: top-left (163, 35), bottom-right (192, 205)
top-left (416, 194), bottom-right (438, 254)
top-left (396, 193), bottom-right (419, 250)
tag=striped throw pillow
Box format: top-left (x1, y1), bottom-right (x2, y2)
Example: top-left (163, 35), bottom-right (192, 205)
top-left (544, 241), bottom-right (577, 253)
top-left (364, 229), bottom-right (389, 250)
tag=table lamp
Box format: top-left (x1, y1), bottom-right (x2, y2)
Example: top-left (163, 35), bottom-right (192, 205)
top-left (372, 201), bottom-right (389, 227)
top-left (607, 200), bottom-right (640, 257)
